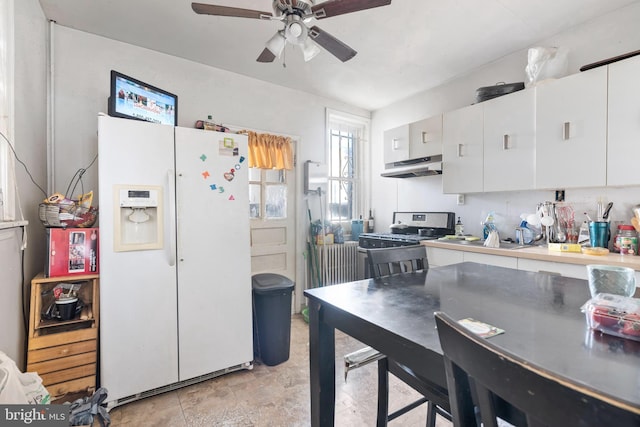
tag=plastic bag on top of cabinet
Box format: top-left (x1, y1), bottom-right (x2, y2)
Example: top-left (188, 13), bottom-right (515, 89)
top-left (525, 46), bottom-right (569, 87)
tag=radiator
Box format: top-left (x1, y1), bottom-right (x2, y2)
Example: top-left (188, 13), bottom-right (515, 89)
top-left (315, 241), bottom-right (359, 286)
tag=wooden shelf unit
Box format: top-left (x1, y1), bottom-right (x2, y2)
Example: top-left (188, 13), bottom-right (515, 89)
top-left (27, 273), bottom-right (99, 401)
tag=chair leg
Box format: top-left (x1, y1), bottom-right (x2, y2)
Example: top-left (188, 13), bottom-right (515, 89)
top-left (376, 358), bottom-right (389, 427)
top-left (426, 401), bottom-right (436, 427)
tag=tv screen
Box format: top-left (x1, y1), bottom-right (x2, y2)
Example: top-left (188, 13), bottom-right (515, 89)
top-left (108, 70), bottom-right (178, 126)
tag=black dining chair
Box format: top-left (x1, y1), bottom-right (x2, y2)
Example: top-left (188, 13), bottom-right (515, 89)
top-left (344, 246), bottom-right (451, 427)
top-left (434, 311), bottom-right (640, 427)
top-left (367, 245), bottom-right (429, 278)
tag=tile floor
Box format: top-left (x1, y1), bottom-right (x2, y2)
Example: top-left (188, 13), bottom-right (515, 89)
top-left (104, 314), bottom-right (452, 426)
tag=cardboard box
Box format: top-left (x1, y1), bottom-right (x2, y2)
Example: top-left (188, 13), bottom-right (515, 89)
top-left (45, 228), bottom-right (99, 277)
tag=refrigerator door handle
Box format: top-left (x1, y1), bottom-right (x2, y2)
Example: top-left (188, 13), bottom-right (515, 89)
top-left (167, 169), bottom-right (176, 267)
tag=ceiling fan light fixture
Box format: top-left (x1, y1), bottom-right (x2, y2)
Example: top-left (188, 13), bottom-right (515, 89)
top-left (302, 38), bottom-right (321, 62)
top-left (285, 19), bottom-right (308, 45)
top-left (265, 31), bottom-right (286, 57)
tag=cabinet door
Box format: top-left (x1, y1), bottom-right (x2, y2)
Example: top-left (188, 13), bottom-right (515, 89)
top-left (426, 247), bottom-right (463, 267)
top-left (383, 124), bottom-right (410, 165)
top-left (517, 258), bottom-right (587, 279)
top-left (483, 89), bottom-right (536, 192)
top-left (608, 55), bottom-right (640, 186)
top-left (443, 103), bottom-right (483, 193)
top-left (409, 115), bottom-right (443, 158)
top-left (535, 67), bottom-right (607, 189)
top-left (463, 252), bottom-right (518, 269)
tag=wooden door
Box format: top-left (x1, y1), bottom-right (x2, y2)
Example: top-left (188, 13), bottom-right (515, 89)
top-left (249, 143), bottom-right (297, 310)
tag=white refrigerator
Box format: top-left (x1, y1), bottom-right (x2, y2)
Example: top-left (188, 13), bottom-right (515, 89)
top-left (97, 114), bottom-right (253, 405)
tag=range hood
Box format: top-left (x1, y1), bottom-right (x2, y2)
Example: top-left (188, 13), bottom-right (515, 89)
top-left (381, 155), bottom-right (442, 178)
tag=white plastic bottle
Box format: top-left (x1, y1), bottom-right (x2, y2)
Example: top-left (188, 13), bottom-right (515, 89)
top-left (455, 217), bottom-right (464, 236)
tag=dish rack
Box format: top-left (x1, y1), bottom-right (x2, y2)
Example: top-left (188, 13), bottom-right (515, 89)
top-left (39, 202), bottom-right (98, 228)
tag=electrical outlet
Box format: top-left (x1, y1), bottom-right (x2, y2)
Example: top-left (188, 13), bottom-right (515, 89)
top-left (555, 190), bottom-right (565, 202)
top-left (457, 194), bottom-right (465, 205)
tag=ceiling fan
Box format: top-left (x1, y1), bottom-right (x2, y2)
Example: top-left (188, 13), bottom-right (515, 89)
top-left (191, 0), bottom-right (392, 63)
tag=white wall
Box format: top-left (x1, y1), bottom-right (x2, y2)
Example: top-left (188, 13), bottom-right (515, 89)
top-left (7, 0), bottom-right (48, 368)
top-left (50, 26), bottom-right (369, 311)
top-left (371, 2), bottom-right (640, 240)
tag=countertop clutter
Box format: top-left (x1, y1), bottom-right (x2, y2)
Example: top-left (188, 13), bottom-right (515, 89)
top-left (422, 239), bottom-right (640, 271)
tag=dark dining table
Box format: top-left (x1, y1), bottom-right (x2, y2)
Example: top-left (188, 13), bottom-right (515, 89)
top-left (304, 262), bottom-right (640, 426)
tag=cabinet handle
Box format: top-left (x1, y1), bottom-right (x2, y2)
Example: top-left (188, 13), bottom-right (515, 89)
top-left (457, 144), bottom-right (463, 158)
top-left (503, 134), bottom-right (510, 150)
top-left (421, 131), bottom-right (429, 144)
top-left (166, 169), bottom-right (176, 267)
top-left (392, 138), bottom-right (399, 150)
top-left (562, 122), bottom-right (571, 140)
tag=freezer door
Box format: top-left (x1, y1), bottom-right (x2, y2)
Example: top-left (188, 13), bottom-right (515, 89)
top-left (174, 127), bottom-right (253, 380)
top-left (98, 115), bottom-right (179, 402)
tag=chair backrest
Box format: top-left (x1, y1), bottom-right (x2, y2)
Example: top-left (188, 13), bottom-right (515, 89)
top-left (434, 312), bottom-right (640, 427)
top-left (367, 246), bottom-right (428, 278)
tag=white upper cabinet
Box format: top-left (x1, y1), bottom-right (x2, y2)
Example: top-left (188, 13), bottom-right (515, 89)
top-left (383, 124), bottom-right (410, 165)
top-left (408, 115), bottom-right (443, 158)
top-left (384, 115), bottom-right (443, 165)
top-left (443, 103), bottom-right (483, 194)
top-left (483, 89), bottom-right (536, 192)
top-left (607, 55), bottom-right (640, 186)
top-left (535, 67), bottom-right (608, 189)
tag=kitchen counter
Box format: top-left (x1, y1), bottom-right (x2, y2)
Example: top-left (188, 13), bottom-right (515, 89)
top-left (422, 239), bottom-right (640, 271)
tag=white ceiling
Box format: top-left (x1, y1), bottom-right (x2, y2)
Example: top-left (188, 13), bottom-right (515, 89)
top-left (38, 0), bottom-right (639, 111)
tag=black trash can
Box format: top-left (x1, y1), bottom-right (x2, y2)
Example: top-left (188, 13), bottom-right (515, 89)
top-left (251, 273), bottom-right (295, 366)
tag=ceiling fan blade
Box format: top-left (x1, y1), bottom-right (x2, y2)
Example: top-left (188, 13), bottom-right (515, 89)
top-left (257, 48), bottom-right (277, 63)
top-left (191, 3), bottom-right (273, 19)
top-left (312, 0), bottom-right (392, 19)
top-left (309, 26), bottom-right (357, 62)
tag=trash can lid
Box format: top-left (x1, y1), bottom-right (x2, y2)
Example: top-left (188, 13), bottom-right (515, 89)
top-left (252, 273), bottom-right (295, 293)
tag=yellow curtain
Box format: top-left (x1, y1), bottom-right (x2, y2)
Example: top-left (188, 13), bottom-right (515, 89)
top-left (243, 131), bottom-right (294, 170)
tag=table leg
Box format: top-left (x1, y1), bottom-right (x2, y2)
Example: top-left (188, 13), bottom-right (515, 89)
top-left (308, 299), bottom-right (336, 427)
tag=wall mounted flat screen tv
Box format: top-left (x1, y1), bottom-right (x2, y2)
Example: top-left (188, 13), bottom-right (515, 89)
top-left (108, 70), bottom-right (178, 126)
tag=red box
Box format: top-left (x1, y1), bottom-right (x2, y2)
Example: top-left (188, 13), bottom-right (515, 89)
top-left (45, 228), bottom-right (99, 278)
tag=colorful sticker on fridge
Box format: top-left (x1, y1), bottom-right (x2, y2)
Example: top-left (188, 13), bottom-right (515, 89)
top-left (202, 171), bottom-right (210, 179)
top-left (219, 138), bottom-right (238, 156)
top-left (209, 184), bottom-right (217, 191)
top-left (218, 186), bottom-right (225, 193)
top-left (228, 195), bottom-right (235, 201)
top-left (239, 156), bottom-right (245, 163)
top-left (200, 154), bottom-right (207, 162)
top-left (224, 169), bottom-right (235, 182)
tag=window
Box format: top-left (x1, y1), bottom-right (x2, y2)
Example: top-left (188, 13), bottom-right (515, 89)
top-left (249, 168), bottom-right (288, 220)
top-left (326, 109), bottom-right (370, 225)
top-left (0, 0), bottom-right (14, 221)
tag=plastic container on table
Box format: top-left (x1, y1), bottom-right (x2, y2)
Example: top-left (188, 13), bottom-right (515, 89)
top-left (581, 293), bottom-right (640, 342)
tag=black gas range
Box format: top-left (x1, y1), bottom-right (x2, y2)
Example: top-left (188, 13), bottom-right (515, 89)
top-left (358, 211), bottom-right (455, 249)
